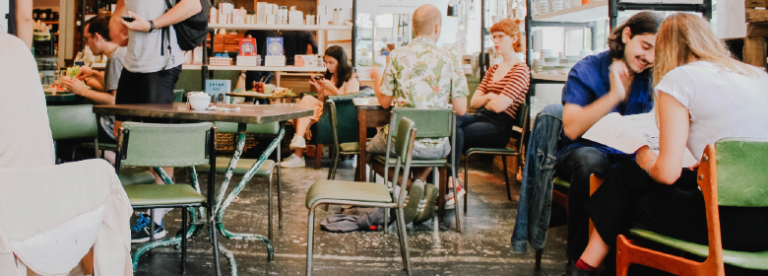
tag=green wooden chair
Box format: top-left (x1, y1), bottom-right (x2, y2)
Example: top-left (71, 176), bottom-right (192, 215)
top-left (462, 103), bottom-right (529, 212)
top-left (47, 104), bottom-right (155, 185)
top-left (305, 117), bottom-right (418, 276)
top-left (195, 121), bottom-right (283, 241)
top-left (616, 138), bottom-right (768, 275)
top-left (325, 98), bottom-right (362, 180)
top-left (370, 108), bottom-right (462, 232)
top-left (114, 122), bottom-right (221, 275)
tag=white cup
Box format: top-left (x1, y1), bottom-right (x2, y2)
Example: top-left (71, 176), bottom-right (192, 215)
top-left (188, 92), bottom-right (211, 110)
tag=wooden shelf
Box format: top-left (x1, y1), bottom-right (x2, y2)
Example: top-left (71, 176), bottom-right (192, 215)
top-left (532, 0), bottom-right (608, 22)
top-left (532, 73), bottom-right (568, 82)
top-left (183, 64), bottom-right (327, 72)
top-left (208, 23), bottom-right (352, 31)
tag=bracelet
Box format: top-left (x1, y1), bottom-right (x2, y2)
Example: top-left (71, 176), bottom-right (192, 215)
top-left (645, 158), bottom-right (657, 176)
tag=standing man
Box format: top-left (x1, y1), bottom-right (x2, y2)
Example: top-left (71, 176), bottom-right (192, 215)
top-left (369, 4), bottom-right (468, 222)
top-left (109, 0), bottom-right (202, 243)
top-left (556, 12), bottom-right (663, 273)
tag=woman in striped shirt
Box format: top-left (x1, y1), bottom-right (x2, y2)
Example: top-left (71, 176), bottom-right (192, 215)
top-left (450, 19), bottom-right (531, 207)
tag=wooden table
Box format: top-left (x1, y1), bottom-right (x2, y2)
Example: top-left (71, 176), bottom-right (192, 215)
top-left (93, 103), bottom-right (313, 274)
top-left (353, 98), bottom-right (391, 181)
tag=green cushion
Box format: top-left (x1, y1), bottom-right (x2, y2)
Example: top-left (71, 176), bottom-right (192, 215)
top-left (553, 177), bottom-right (570, 189)
top-left (629, 228), bottom-right (768, 270)
top-left (339, 142), bottom-right (360, 153)
top-left (371, 154), bottom-right (448, 167)
top-left (305, 180), bottom-right (392, 209)
top-left (196, 157), bottom-right (274, 176)
top-left (47, 105), bottom-right (99, 140)
top-left (465, 147), bottom-right (518, 155)
top-left (124, 184), bottom-right (205, 206)
top-left (118, 168), bottom-right (156, 185)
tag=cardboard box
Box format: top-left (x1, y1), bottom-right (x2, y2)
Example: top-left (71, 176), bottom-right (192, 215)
top-left (239, 37), bottom-right (257, 56)
top-left (256, 2), bottom-right (267, 24)
top-left (295, 55), bottom-right (317, 67)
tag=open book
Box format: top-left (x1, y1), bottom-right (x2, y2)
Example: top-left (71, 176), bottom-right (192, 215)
top-left (582, 112), bottom-right (698, 167)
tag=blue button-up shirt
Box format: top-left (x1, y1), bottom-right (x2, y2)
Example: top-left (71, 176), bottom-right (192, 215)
top-left (557, 50), bottom-right (654, 162)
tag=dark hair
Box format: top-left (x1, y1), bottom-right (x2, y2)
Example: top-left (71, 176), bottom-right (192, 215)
top-left (608, 12), bottom-right (663, 59)
top-left (84, 15), bottom-right (112, 42)
top-left (323, 45), bottom-right (353, 88)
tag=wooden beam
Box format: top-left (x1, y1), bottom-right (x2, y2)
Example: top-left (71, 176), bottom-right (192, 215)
top-left (743, 37), bottom-right (767, 68)
top-left (748, 23), bottom-right (768, 37)
top-left (746, 9), bottom-right (768, 23)
top-left (746, 0), bottom-right (768, 8)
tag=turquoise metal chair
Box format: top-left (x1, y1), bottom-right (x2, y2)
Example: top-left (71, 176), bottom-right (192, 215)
top-left (305, 117), bottom-right (418, 276)
top-left (617, 138), bottom-right (768, 275)
top-left (325, 98), bottom-right (362, 180)
top-left (463, 103), bottom-right (529, 211)
top-left (114, 122), bottom-right (221, 275)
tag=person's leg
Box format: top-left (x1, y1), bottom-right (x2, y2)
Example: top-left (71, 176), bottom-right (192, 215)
top-left (558, 147), bottom-right (610, 261)
top-left (283, 96), bottom-right (317, 167)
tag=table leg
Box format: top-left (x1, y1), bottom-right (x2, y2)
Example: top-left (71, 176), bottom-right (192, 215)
top-left (357, 109), bottom-right (368, 181)
top-left (276, 71), bottom-right (281, 87)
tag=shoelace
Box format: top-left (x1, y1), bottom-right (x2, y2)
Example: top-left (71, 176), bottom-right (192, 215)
top-left (131, 213), bottom-right (151, 232)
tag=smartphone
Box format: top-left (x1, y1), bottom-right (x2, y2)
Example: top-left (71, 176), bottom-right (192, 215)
top-left (122, 15), bottom-right (135, 22)
top-left (313, 76), bottom-right (323, 81)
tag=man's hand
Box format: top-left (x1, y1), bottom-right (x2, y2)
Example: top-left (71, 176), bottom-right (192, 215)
top-left (62, 77), bottom-right (87, 95)
top-left (609, 60), bottom-right (631, 102)
top-left (75, 66), bottom-right (94, 80)
top-left (122, 11), bottom-right (152, 32)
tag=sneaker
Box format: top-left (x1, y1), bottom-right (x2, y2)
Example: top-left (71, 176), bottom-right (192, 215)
top-left (289, 135), bottom-right (306, 150)
top-left (444, 181), bottom-right (466, 210)
top-left (413, 183), bottom-right (438, 224)
top-left (131, 222), bottom-right (167, 243)
top-left (280, 153), bottom-right (305, 168)
top-left (402, 180), bottom-right (425, 224)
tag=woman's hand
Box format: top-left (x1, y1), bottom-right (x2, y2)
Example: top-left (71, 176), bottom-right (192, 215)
top-left (62, 77), bottom-right (86, 95)
top-left (309, 77), bottom-right (322, 92)
top-left (635, 145), bottom-right (659, 171)
top-left (122, 11), bottom-right (152, 32)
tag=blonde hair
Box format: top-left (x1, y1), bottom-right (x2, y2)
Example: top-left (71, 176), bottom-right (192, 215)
top-left (653, 13), bottom-right (756, 88)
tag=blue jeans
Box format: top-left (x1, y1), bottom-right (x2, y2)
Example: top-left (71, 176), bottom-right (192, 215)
top-left (454, 110), bottom-right (514, 173)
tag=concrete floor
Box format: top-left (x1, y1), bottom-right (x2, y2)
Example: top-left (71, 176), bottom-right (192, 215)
top-left (131, 156), bottom-right (570, 276)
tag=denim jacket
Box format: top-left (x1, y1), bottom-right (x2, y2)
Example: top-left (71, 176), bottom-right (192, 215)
top-left (511, 104), bottom-right (564, 253)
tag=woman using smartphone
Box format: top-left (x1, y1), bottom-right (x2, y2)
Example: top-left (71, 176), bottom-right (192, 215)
top-left (281, 45), bottom-right (360, 168)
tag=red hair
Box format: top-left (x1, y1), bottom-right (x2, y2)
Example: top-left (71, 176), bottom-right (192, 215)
top-left (489, 19), bottom-right (523, 53)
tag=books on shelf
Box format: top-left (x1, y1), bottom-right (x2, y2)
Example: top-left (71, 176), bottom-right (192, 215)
top-left (267, 37), bottom-right (284, 56)
top-left (209, 56), bottom-right (232, 66)
top-left (264, 56), bottom-right (286, 67)
top-left (236, 56), bottom-right (261, 66)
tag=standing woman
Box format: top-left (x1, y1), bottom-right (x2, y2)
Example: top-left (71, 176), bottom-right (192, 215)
top-left (450, 18), bottom-right (530, 205)
top-left (566, 13), bottom-right (768, 275)
top-left (281, 45), bottom-right (360, 168)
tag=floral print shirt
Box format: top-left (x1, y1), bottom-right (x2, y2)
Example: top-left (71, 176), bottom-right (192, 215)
top-left (381, 36), bottom-right (469, 148)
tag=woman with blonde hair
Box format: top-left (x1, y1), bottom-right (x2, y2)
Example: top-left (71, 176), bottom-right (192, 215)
top-left (450, 18), bottom-right (530, 207)
top-left (565, 13), bottom-right (768, 276)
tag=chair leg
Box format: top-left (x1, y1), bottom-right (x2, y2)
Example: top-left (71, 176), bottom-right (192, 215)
top-left (149, 209), bottom-right (155, 254)
top-left (502, 156), bottom-right (512, 201)
top-left (535, 249), bottom-right (542, 269)
top-left (181, 207), bottom-right (188, 274)
top-left (268, 173), bottom-right (274, 242)
top-left (464, 154), bottom-right (470, 214)
top-left (315, 144), bottom-right (323, 169)
top-left (211, 220), bottom-right (222, 276)
top-left (277, 146), bottom-right (283, 229)
top-left (451, 167), bottom-right (462, 233)
top-left (396, 207), bottom-right (413, 276)
top-left (306, 207), bottom-right (317, 276)
top-left (329, 148), bottom-right (339, 180)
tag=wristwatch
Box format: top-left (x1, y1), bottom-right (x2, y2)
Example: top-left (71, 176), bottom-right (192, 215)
top-left (148, 20), bottom-right (156, 32)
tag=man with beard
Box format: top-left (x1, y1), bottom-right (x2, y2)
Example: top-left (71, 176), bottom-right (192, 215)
top-left (556, 11), bottom-right (663, 273)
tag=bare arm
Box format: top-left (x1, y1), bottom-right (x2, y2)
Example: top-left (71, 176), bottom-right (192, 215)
top-left (123, 0), bottom-right (203, 32)
top-left (15, 0), bottom-right (33, 49)
top-left (484, 95), bottom-right (514, 113)
top-left (371, 67), bottom-right (393, 109)
top-left (635, 92), bottom-right (690, 185)
top-left (109, 0), bottom-right (129, 46)
top-left (563, 61), bottom-right (629, 140)
top-left (452, 98), bottom-right (467, 116)
top-left (62, 78), bottom-right (115, 105)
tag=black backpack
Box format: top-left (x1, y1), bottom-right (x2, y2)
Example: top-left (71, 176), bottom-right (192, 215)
top-left (164, 0), bottom-right (210, 51)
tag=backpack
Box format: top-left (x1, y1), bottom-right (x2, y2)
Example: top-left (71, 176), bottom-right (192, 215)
top-left (164, 0), bottom-right (210, 51)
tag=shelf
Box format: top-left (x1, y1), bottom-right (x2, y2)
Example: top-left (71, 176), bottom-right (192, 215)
top-left (532, 0), bottom-right (608, 22)
top-left (532, 73), bottom-right (568, 82)
top-left (182, 64), bottom-right (327, 72)
top-left (208, 23), bottom-right (352, 31)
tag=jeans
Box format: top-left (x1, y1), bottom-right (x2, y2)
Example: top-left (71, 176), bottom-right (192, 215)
top-left (557, 146), bottom-right (610, 260)
top-left (454, 108), bottom-right (514, 174)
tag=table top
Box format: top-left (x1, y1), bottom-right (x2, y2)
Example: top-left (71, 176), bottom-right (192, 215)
top-left (353, 97), bottom-right (384, 110)
top-left (93, 103), bottom-right (313, 124)
top-left (226, 92), bottom-right (292, 99)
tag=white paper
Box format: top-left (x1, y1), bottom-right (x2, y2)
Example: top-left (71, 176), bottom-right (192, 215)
top-left (583, 112), bottom-right (698, 167)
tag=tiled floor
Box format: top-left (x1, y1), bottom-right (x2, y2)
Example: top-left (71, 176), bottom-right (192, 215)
top-left (131, 156), bottom-right (569, 276)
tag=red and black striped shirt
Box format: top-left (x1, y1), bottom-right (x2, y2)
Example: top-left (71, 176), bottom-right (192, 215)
top-left (476, 63), bottom-right (530, 119)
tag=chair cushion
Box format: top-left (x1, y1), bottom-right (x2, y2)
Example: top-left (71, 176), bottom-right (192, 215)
top-left (196, 157), bottom-right (274, 176)
top-left (629, 228), bottom-right (768, 270)
top-left (118, 168), bottom-right (156, 185)
top-left (553, 177), bottom-right (571, 190)
top-left (371, 154), bottom-right (448, 167)
top-left (124, 184), bottom-right (205, 206)
top-left (339, 142), bottom-right (360, 153)
top-left (465, 147), bottom-right (517, 155)
top-left (305, 180), bottom-right (392, 209)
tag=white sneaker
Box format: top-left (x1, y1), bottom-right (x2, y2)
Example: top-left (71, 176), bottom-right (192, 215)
top-left (289, 135), bottom-right (306, 150)
top-left (280, 153), bottom-right (305, 168)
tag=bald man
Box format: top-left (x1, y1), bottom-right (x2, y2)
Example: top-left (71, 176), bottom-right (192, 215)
top-left (369, 4), bottom-right (469, 221)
